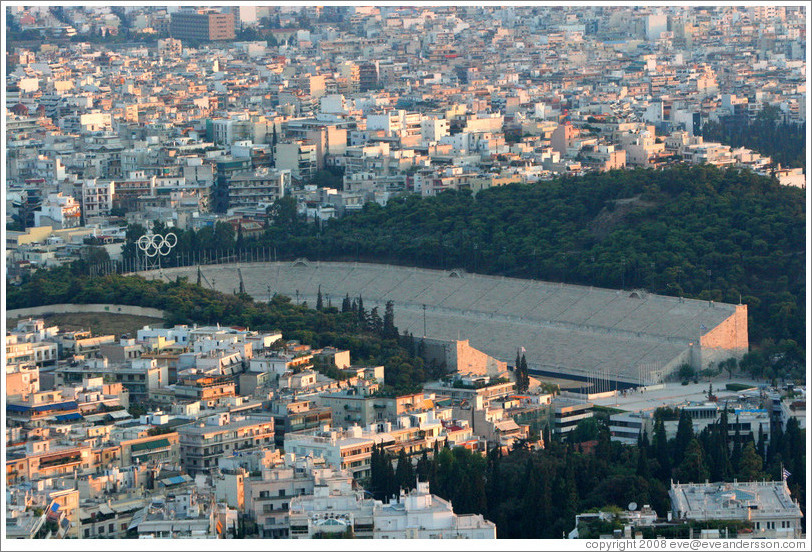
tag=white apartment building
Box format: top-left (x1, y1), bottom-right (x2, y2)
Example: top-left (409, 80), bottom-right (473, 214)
top-left (242, 454), bottom-right (353, 538)
top-left (420, 117), bottom-right (449, 144)
top-left (82, 179), bottom-right (116, 218)
top-left (374, 482), bottom-right (496, 539)
top-left (33, 193), bottom-right (81, 229)
top-left (288, 480), bottom-right (496, 539)
top-left (284, 425), bottom-right (375, 479)
top-left (670, 480), bottom-right (803, 538)
top-left (5, 335), bottom-right (59, 367)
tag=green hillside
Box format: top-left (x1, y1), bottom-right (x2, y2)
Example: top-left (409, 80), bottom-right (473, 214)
top-left (122, 165), bottom-right (806, 380)
top-left (270, 165), bottom-right (805, 378)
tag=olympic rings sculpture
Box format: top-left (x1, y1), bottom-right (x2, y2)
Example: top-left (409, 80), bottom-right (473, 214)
top-left (137, 232), bottom-right (177, 258)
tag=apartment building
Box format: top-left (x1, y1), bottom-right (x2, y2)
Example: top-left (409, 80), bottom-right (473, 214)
top-left (178, 413), bottom-right (275, 475)
top-left (274, 141), bottom-right (318, 182)
top-left (170, 9), bottom-right (235, 42)
top-left (226, 169), bottom-right (289, 209)
top-left (33, 193), bottom-right (81, 229)
top-left (243, 455), bottom-right (352, 538)
top-left (288, 480), bottom-right (496, 538)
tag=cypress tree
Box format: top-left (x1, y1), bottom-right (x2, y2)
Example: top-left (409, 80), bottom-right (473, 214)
top-left (738, 442), bottom-right (764, 481)
top-left (395, 449), bottom-right (415, 492)
top-left (384, 453), bottom-right (397, 502)
top-left (368, 306), bottom-right (383, 335)
top-left (416, 449), bottom-right (430, 482)
top-left (653, 418), bottom-right (671, 481)
top-left (357, 295), bottom-right (365, 324)
top-left (519, 354), bottom-right (529, 392)
top-left (636, 442), bottom-right (651, 478)
top-left (674, 438), bottom-right (710, 483)
top-left (316, 285), bottom-right (323, 311)
top-left (731, 416), bottom-right (742, 473)
top-left (673, 409), bottom-right (694, 466)
top-left (383, 300), bottom-right (397, 339)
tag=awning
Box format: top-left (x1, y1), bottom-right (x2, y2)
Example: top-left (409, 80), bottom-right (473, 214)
top-left (33, 401), bottom-right (79, 412)
top-left (159, 474), bottom-right (192, 487)
top-left (55, 413), bottom-right (83, 422)
top-left (130, 438), bottom-right (170, 453)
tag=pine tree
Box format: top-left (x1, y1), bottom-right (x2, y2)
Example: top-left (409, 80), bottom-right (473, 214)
top-left (342, 293), bottom-right (351, 312)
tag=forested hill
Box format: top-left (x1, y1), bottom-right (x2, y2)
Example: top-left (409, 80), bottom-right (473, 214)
top-left (115, 165), bottom-right (805, 380)
top-left (257, 165), bottom-right (805, 379)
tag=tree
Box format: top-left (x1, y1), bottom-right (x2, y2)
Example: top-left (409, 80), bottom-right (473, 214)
top-left (357, 296), bottom-right (365, 324)
top-left (316, 285), bottom-right (323, 311)
top-left (678, 363), bottom-right (696, 382)
top-left (383, 300), bottom-right (397, 339)
top-left (515, 353), bottom-right (529, 392)
top-left (395, 449), bottom-right (416, 492)
top-left (342, 293), bottom-right (351, 313)
top-left (674, 438), bottom-right (710, 483)
top-left (368, 306), bottom-right (383, 335)
top-left (672, 409), bottom-right (694, 467)
top-left (653, 418), bottom-right (671, 480)
top-left (636, 440), bottom-right (651, 478)
top-left (416, 449), bottom-right (430, 482)
top-left (737, 442), bottom-right (764, 481)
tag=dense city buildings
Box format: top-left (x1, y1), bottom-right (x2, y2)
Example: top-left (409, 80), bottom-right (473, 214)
top-left (4, 3), bottom-right (808, 544)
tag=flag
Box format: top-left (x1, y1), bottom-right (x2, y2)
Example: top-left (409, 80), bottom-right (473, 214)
top-left (782, 467), bottom-right (791, 480)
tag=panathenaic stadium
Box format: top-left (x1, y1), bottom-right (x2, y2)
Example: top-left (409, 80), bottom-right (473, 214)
top-left (144, 261), bottom-right (748, 387)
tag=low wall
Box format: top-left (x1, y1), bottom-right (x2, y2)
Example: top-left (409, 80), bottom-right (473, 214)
top-left (6, 304), bottom-right (165, 320)
top-left (560, 389), bottom-right (618, 401)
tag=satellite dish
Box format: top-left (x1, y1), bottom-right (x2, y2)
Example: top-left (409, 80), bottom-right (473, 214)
top-left (628, 502), bottom-right (638, 512)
